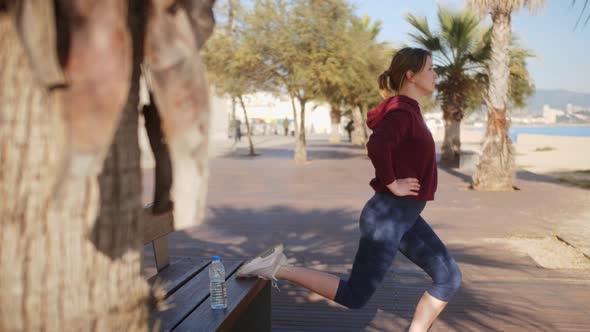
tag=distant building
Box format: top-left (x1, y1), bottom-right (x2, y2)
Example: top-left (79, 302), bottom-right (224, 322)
top-left (209, 91), bottom-right (333, 138)
top-left (542, 104), bottom-right (565, 124)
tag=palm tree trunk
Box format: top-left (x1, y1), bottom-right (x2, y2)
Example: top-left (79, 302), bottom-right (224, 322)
top-left (294, 98), bottom-right (307, 165)
top-left (351, 106), bottom-right (365, 146)
top-left (238, 95), bottom-right (256, 156)
top-left (440, 104), bottom-right (462, 167)
top-left (472, 10), bottom-right (515, 191)
top-left (0, 6), bottom-right (150, 330)
top-left (329, 106), bottom-right (341, 144)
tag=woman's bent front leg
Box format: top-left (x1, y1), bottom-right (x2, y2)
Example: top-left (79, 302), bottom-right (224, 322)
top-left (398, 216), bottom-right (462, 331)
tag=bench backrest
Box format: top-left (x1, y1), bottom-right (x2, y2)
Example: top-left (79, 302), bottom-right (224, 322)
top-left (143, 207), bottom-right (174, 271)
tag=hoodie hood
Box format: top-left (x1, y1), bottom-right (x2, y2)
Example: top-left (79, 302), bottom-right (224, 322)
top-left (366, 95), bottom-right (420, 130)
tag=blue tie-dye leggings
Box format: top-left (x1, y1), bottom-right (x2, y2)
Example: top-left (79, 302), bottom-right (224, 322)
top-left (334, 192), bottom-right (462, 309)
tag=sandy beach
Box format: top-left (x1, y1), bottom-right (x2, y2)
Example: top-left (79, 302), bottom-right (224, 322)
top-left (453, 126), bottom-right (590, 189)
top-left (426, 125), bottom-right (590, 183)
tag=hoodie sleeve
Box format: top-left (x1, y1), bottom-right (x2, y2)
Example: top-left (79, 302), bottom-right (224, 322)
top-left (366, 110), bottom-right (411, 186)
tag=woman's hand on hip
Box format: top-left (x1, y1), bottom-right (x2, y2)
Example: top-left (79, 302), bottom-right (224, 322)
top-left (387, 178), bottom-right (420, 196)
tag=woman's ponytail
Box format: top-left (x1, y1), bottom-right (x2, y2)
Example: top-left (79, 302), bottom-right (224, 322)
top-left (378, 70), bottom-right (394, 99)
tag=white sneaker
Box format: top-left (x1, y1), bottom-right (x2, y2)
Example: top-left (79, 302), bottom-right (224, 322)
top-left (236, 244), bottom-right (289, 284)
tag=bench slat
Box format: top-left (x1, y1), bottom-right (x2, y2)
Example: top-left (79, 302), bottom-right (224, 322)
top-left (148, 257), bottom-right (209, 297)
top-left (174, 276), bottom-right (269, 332)
top-left (152, 260), bottom-right (242, 332)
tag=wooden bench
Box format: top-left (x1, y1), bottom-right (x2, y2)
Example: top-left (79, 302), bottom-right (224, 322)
top-left (143, 208), bottom-right (271, 332)
top-left (141, 97), bottom-right (270, 331)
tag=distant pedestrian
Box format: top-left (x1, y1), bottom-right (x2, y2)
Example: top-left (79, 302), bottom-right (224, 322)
top-left (234, 119), bottom-right (242, 143)
top-left (345, 119), bottom-right (354, 142)
top-left (236, 48), bottom-right (461, 332)
top-left (283, 117), bottom-right (289, 136)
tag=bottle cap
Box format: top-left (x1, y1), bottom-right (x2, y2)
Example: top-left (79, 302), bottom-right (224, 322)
top-left (211, 256), bottom-right (221, 261)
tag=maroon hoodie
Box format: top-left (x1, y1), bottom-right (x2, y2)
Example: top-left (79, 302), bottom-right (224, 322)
top-left (366, 95), bottom-right (437, 201)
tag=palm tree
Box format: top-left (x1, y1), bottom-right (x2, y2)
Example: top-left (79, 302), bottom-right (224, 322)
top-left (1, 1), bottom-right (215, 328)
top-left (406, 7), bottom-right (490, 167)
top-left (0, 3), bottom-right (152, 328)
top-left (468, 0), bottom-right (544, 191)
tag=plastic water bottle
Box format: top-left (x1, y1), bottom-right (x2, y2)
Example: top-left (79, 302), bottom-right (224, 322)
top-left (209, 256), bottom-right (227, 309)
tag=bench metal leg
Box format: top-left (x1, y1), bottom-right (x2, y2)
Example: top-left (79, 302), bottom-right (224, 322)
top-left (230, 282), bottom-right (271, 332)
top-left (152, 235), bottom-right (170, 272)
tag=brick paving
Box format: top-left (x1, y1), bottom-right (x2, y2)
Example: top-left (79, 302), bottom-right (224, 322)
top-left (144, 134), bottom-right (590, 331)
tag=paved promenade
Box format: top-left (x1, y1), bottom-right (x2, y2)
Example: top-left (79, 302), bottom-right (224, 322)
top-left (144, 134), bottom-right (590, 331)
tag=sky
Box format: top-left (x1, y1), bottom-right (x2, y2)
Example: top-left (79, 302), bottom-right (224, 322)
top-left (351, 0), bottom-right (590, 93)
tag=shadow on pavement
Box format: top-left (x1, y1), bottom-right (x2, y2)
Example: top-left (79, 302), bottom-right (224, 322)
top-left (144, 205), bottom-right (556, 331)
top-left (439, 166), bottom-right (586, 192)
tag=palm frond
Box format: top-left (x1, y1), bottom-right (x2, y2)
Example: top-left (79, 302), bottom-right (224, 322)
top-left (406, 13), bottom-right (452, 62)
top-left (434, 64), bottom-right (453, 76)
top-left (439, 7), bottom-right (481, 57)
top-left (408, 33), bottom-right (443, 52)
top-left (469, 27), bottom-right (492, 63)
top-left (405, 13), bottom-right (435, 39)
